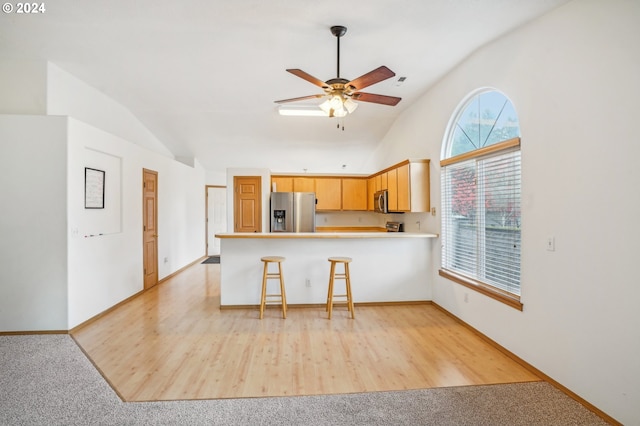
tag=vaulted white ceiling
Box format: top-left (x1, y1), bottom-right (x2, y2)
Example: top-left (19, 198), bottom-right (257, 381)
top-left (0, 0), bottom-right (569, 175)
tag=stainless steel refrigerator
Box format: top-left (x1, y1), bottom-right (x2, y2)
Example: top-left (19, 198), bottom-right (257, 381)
top-left (270, 192), bottom-right (316, 232)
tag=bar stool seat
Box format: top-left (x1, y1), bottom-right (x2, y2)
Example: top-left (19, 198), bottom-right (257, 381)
top-left (259, 256), bottom-right (287, 319)
top-left (326, 257), bottom-right (355, 319)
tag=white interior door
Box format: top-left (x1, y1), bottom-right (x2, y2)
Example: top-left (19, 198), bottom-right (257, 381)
top-left (207, 186), bottom-right (227, 255)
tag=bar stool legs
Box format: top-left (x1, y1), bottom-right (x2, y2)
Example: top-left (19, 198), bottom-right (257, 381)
top-left (326, 257), bottom-right (355, 319)
top-left (259, 256), bottom-right (287, 319)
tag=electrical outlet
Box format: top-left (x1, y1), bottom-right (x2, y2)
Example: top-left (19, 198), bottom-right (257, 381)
top-left (431, 207), bottom-right (436, 216)
top-left (305, 279), bottom-right (311, 287)
top-left (546, 237), bottom-right (555, 251)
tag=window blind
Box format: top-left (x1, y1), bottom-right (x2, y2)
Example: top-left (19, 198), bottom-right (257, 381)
top-left (441, 148), bottom-right (521, 296)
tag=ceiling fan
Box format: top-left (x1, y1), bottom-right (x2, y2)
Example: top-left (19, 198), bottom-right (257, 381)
top-left (275, 25), bottom-right (401, 119)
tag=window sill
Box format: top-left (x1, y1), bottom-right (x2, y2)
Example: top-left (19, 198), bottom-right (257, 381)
top-left (438, 269), bottom-right (523, 311)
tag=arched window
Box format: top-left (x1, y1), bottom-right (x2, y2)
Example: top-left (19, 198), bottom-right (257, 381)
top-left (440, 89), bottom-right (522, 309)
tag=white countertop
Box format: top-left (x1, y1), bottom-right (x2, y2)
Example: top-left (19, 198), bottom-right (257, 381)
top-left (215, 232), bottom-right (438, 239)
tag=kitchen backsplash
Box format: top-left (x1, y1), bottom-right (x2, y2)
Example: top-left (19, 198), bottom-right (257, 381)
top-left (316, 211), bottom-right (432, 232)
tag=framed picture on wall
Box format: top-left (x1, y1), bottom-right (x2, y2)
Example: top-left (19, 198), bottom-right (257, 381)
top-left (85, 167), bottom-right (105, 209)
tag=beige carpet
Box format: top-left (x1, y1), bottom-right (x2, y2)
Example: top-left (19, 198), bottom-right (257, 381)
top-left (0, 334), bottom-right (608, 425)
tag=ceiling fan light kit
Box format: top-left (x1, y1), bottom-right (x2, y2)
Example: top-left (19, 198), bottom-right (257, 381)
top-left (275, 25), bottom-right (401, 126)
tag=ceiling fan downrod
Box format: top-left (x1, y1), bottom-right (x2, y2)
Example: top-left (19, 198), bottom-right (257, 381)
top-left (331, 26), bottom-right (348, 131)
top-left (330, 25), bottom-right (347, 79)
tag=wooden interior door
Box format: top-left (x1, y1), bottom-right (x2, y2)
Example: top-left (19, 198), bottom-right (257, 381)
top-left (234, 176), bottom-right (262, 233)
top-left (143, 169), bottom-right (159, 289)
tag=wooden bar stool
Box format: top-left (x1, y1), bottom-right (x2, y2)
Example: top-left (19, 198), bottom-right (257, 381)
top-left (259, 256), bottom-right (287, 319)
top-left (326, 257), bottom-right (355, 319)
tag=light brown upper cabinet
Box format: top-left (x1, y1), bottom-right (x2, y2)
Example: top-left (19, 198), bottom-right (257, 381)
top-left (375, 173), bottom-right (388, 192)
top-left (396, 163), bottom-right (410, 211)
top-left (342, 178), bottom-right (368, 211)
top-left (390, 160), bottom-right (430, 212)
top-left (293, 177), bottom-right (315, 192)
top-left (367, 177), bottom-right (376, 211)
top-left (315, 178), bottom-right (341, 210)
top-left (271, 159), bottom-right (430, 213)
top-left (386, 168), bottom-right (398, 211)
top-left (271, 176), bottom-right (293, 192)
top-left (367, 160), bottom-right (430, 213)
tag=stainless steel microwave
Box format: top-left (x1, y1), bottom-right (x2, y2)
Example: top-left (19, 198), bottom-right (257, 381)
top-left (374, 190), bottom-right (388, 213)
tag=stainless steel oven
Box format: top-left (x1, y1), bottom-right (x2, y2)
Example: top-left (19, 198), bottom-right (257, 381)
top-left (374, 190), bottom-right (388, 213)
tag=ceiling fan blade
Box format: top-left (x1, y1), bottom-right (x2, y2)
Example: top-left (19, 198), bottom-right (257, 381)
top-left (286, 69), bottom-right (330, 89)
top-left (352, 92), bottom-right (402, 106)
top-left (346, 66), bottom-right (396, 91)
top-left (274, 94), bottom-right (325, 104)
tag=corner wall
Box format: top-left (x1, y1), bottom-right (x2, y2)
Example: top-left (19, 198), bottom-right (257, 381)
top-left (372, 0), bottom-right (640, 423)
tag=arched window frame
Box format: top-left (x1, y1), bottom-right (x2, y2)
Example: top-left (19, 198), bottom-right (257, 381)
top-left (440, 88), bottom-right (523, 310)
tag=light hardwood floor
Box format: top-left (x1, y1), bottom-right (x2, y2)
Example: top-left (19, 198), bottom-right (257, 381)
top-left (72, 261), bottom-right (540, 402)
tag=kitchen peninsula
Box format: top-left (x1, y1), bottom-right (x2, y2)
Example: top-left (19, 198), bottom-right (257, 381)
top-left (215, 231), bottom-right (438, 307)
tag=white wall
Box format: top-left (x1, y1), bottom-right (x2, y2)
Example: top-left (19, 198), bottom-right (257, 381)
top-left (0, 62), bottom-right (206, 330)
top-left (47, 63), bottom-right (175, 159)
top-left (67, 118), bottom-right (206, 328)
top-left (0, 115), bottom-right (68, 331)
top-left (0, 60), bottom-right (47, 114)
top-left (373, 0), bottom-right (640, 423)
top-left (206, 169), bottom-right (227, 186)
